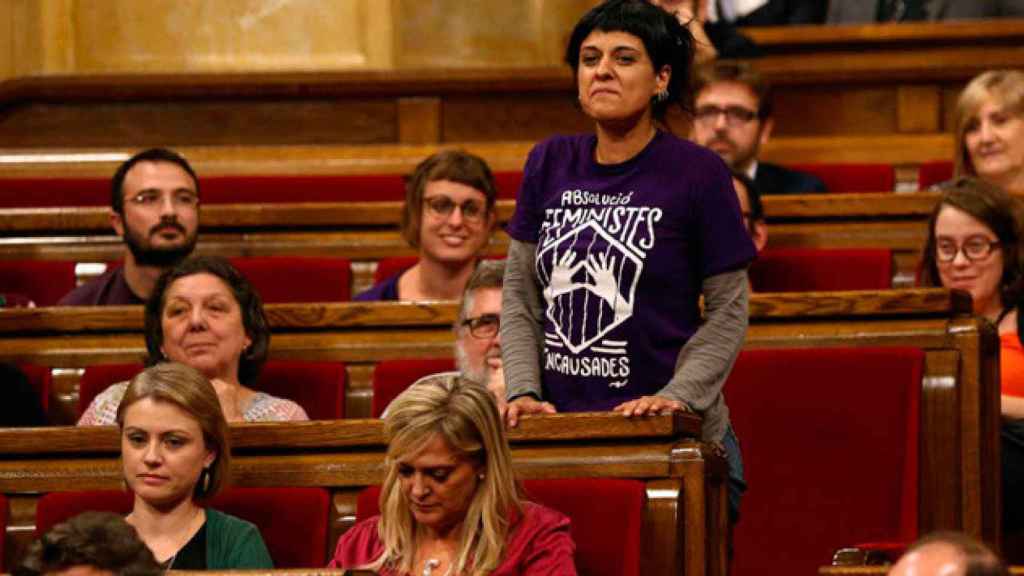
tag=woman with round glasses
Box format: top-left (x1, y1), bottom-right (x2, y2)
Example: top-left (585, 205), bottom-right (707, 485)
top-left (920, 178), bottom-right (1024, 417)
top-left (355, 150), bottom-right (498, 302)
top-left (501, 0), bottom-right (756, 523)
top-left (950, 70), bottom-right (1024, 192)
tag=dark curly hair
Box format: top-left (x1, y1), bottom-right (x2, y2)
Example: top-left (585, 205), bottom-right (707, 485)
top-left (145, 255), bottom-right (269, 386)
top-left (14, 512), bottom-right (161, 576)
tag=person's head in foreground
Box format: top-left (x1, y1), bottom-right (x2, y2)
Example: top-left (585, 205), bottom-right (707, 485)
top-left (565, 0), bottom-right (694, 131)
top-left (455, 260), bottom-right (506, 400)
top-left (14, 511), bottom-right (161, 576)
top-left (919, 178), bottom-right (1024, 321)
top-left (955, 70), bottom-right (1024, 192)
top-left (732, 171), bottom-right (767, 252)
top-left (331, 375), bottom-right (575, 575)
top-left (115, 362), bottom-right (273, 569)
top-left (888, 532), bottom-right (1007, 576)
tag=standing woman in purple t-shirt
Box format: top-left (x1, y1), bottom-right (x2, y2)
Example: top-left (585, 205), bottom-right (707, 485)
top-left (500, 0), bottom-right (756, 521)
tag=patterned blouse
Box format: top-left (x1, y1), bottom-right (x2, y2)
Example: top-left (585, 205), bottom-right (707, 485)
top-left (77, 382), bottom-right (309, 425)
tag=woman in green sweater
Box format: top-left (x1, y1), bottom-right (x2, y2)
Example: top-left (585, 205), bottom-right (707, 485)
top-left (117, 362), bottom-right (273, 570)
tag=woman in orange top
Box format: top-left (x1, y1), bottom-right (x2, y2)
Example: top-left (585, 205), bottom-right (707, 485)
top-left (918, 177), bottom-right (1024, 534)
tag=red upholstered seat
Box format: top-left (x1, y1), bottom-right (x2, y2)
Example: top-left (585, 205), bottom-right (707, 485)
top-left (371, 358), bottom-right (456, 417)
top-left (918, 160), bottom-right (954, 190)
top-left (0, 172), bottom-right (523, 208)
top-left (36, 487), bottom-right (331, 567)
top-left (229, 256), bottom-right (352, 303)
top-left (0, 260), bottom-right (77, 307)
top-left (372, 256), bottom-right (418, 285)
top-left (790, 163), bottom-right (895, 193)
top-left (357, 478), bottom-right (644, 576)
top-left (78, 360), bottom-right (346, 420)
top-left (726, 347), bottom-right (922, 576)
top-left (748, 248), bottom-right (892, 292)
top-left (18, 364), bottom-right (52, 413)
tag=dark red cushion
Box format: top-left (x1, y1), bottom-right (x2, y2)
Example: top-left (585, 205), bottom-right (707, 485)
top-left (790, 163), bottom-right (895, 193)
top-left (727, 347), bottom-right (922, 576)
top-left (0, 260), bottom-right (77, 307)
top-left (749, 248), bottom-right (892, 292)
top-left (18, 364), bottom-right (52, 413)
top-left (357, 478), bottom-right (644, 576)
top-left (79, 360), bottom-right (346, 420)
top-left (373, 256), bottom-right (418, 284)
top-left (0, 172), bottom-right (523, 208)
top-left (36, 487), bottom-right (331, 567)
top-left (918, 160), bottom-right (954, 190)
top-left (371, 358), bottom-right (456, 417)
top-left (229, 256), bottom-right (351, 303)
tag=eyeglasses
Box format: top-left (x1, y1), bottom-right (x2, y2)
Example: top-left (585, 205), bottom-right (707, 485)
top-left (935, 236), bottom-right (1002, 262)
top-left (461, 313), bottom-right (499, 339)
top-left (694, 105), bottom-right (758, 127)
top-left (424, 196), bottom-right (487, 223)
top-left (128, 190), bottom-right (199, 208)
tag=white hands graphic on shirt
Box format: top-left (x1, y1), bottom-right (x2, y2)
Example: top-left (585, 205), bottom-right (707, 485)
top-left (545, 249), bottom-right (630, 320)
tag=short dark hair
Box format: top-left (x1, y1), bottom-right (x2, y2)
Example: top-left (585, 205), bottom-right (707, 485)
top-left (918, 178), bottom-right (1024, 308)
top-left (565, 0), bottom-right (695, 121)
top-left (401, 150), bottom-right (498, 249)
top-left (457, 260), bottom-right (506, 327)
top-left (14, 511), bottom-right (161, 576)
top-left (731, 170), bottom-right (764, 225)
top-left (903, 532), bottom-right (1008, 576)
top-left (110, 148), bottom-right (200, 215)
top-left (145, 255), bottom-right (269, 386)
top-left (694, 61), bottom-right (773, 119)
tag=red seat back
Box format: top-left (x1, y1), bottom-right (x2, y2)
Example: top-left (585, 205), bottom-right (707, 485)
top-left (79, 360), bottom-right (346, 420)
top-left (790, 163), bottom-right (895, 193)
top-left (0, 260), bottom-right (77, 307)
top-left (357, 478), bottom-right (645, 576)
top-left (0, 171), bottom-right (522, 208)
top-left (727, 347), bottom-right (922, 576)
top-left (373, 256), bottom-right (418, 284)
top-left (36, 487), bottom-right (331, 567)
top-left (749, 248), bottom-right (892, 292)
top-left (918, 160), bottom-right (954, 190)
top-left (229, 257), bottom-right (351, 303)
top-left (371, 358), bottom-right (456, 417)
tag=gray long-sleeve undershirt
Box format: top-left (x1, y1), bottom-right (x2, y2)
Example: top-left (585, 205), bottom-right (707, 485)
top-left (500, 238), bottom-right (749, 443)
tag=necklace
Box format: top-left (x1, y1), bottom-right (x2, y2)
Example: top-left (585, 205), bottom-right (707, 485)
top-left (421, 558), bottom-right (441, 576)
top-left (162, 552), bottom-right (178, 571)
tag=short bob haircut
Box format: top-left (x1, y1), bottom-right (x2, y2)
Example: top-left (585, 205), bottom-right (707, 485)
top-left (918, 178), bottom-right (1024, 309)
top-left (14, 511), bottom-right (161, 576)
top-left (370, 375), bottom-right (520, 576)
top-left (145, 255), bottom-right (269, 386)
top-left (565, 0), bottom-right (695, 121)
top-left (110, 148), bottom-right (200, 215)
top-left (116, 362), bottom-right (231, 501)
top-left (400, 150), bottom-right (498, 249)
top-left (954, 70), bottom-right (1024, 179)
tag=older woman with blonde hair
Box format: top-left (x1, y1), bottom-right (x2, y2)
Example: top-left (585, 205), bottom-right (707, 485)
top-left (953, 69), bottom-right (1024, 191)
top-left (329, 375), bottom-right (575, 575)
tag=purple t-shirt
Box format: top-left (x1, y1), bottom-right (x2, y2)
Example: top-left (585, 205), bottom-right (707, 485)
top-left (506, 132), bottom-right (756, 411)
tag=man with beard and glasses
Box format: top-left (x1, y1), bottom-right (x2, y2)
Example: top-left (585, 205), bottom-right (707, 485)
top-left (691, 62), bottom-right (826, 195)
top-left (58, 148), bottom-right (200, 306)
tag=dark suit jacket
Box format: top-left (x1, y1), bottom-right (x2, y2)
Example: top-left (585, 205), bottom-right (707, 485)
top-left (754, 162), bottom-right (827, 195)
top-left (827, 0), bottom-right (1024, 22)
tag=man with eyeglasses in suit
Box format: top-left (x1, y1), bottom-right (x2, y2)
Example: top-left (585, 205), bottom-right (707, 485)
top-left (690, 62), bottom-right (827, 195)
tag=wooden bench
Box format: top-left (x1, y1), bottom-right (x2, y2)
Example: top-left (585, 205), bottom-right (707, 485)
top-left (0, 413), bottom-right (726, 576)
top-left (0, 191), bottom-right (965, 292)
top-left (0, 290), bottom-right (1000, 553)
